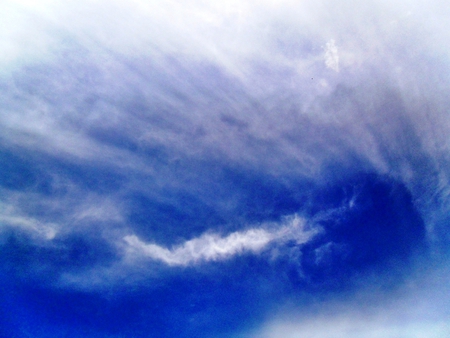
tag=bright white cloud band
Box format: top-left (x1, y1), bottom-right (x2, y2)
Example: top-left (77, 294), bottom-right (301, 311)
top-left (123, 215), bottom-right (315, 266)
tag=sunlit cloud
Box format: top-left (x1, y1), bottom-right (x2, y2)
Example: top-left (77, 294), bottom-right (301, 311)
top-left (123, 215), bottom-right (316, 266)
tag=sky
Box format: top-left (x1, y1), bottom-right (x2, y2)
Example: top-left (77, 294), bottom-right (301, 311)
top-left (1, 0), bottom-right (450, 337)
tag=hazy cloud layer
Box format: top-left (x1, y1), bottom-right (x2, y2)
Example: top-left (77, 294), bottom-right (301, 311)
top-left (253, 266), bottom-right (450, 338)
top-left (1, 0), bottom-right (449, 337)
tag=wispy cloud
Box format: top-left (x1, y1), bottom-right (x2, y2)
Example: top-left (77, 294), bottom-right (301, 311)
top-left (123, 215), bottom-right (316, 266)
top-left (0, 0), bottom-right (448, 264)
top-left (124, 229), bottom-right (272, 266)
top-left (0, 213), bottom-right (57, 240)
top-left (0, 0), bottom-right (449, 276)
top-left (1, 0), bottom-right (449, 336)
top-left (0, 186), bottom-right (125, 242)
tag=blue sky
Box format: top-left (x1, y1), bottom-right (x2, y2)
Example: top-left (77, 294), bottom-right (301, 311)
top-left (1, 0), bottom-right (450, 337)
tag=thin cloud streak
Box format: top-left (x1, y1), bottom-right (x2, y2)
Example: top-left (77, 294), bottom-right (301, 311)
top-left (124, 230), bottom-right (272, 266)
top-left (123, 215), bottom-right (315, 266)
top-left (0, 213), bottom-right (57, 240)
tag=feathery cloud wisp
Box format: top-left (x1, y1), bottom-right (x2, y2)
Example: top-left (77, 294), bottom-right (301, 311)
top-left (123, 215), bottom-right (315, 266)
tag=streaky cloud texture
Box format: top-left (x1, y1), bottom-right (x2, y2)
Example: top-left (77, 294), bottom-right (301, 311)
top-left (1, 0), bottom-right (450, 337)
top-left (123, 214), bottom-right (315, 266)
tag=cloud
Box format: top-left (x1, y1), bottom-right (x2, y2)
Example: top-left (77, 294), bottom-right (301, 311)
top-left (324, 39), bottom-right (339, 72)
top-left (1, 1), bottom-right (449, 336)
top-left (258, 314), bottom-right (449, 338)
top-left (0, 184), bottom-right (126, 244)
top-left (55, 215), bottom-right (317, 290)
top-left (251, 266), bottom-right (450, 338)
top-left (123, 230), bottom-right (271, 266)
top-left (0, 190), bottom-right (59, 240)
top-left (123, 214), bottom-right (316, 266)
top-left (2, 0), bottom-right (449, 177)
top-left (0, 0), bottom-right (448, 276)
top-left (0, 213), bottom-right (57, 240)
top-left (0, 0), bottom-right (448, 274)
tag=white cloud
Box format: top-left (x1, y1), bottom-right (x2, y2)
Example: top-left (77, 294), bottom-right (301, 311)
top-left (123, 214), bottom-right (316, 266)
top-left (2, 0), bottom-right (449, 176)
top-left (124, 230), bottom-right (271, 266)
top-left (250, 266), bottom-right (450, 338)
top-left (0, 187), bottom-right (129, 243)
top-left (258, 315), bottom-right (449, 338)
top-left (1, 0), bottom-right (450, 262)
top-left (73, 195), bottom-right (124, 223)
top-left (0, 205), bottom-right (57, 240)
top-left (0, 1), bottom-right (58, 72)
top-left (324, 39), bottom-right (339, 72)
